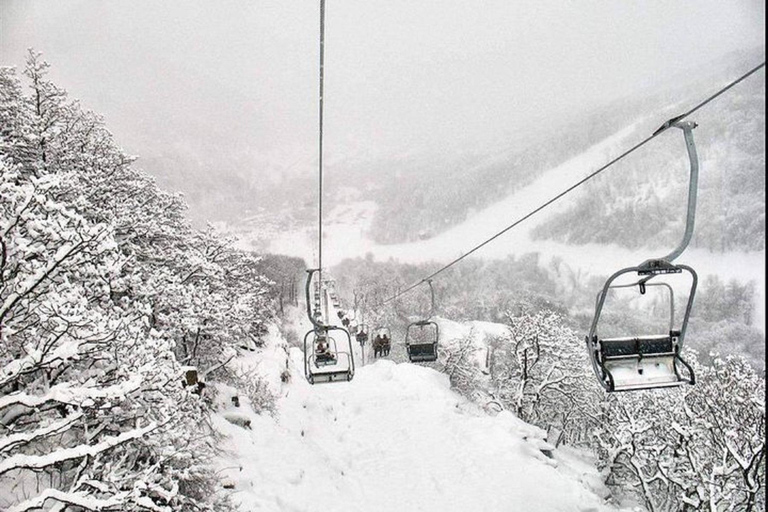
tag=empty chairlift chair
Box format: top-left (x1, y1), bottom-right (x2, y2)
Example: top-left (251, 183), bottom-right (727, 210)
top-left (585, 120), bottom-right (700, 392)
top-left (405, 320), bottom-right (438, 362)
top-left (587, 267), bottom-right (697, 392)
top-left (404, 279), bottom-right (440, 363)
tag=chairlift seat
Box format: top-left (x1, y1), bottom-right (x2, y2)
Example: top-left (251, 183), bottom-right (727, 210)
top-left (406, 320), bottom-right (439, 363)
top-left (604, 357), bottom-right (687, 391)
top-left (598, 331), bottom-right (692, 391)
top-left (408, 343), bottom-right (437, 362)
top-left (308, 368), bottom-right (353, 384)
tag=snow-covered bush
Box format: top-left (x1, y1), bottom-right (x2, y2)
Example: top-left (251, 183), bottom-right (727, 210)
top-left (441, 328), bottom-right (488, 403)
top-left (224, 368), bottom-right (277, 416)
top-left (593, 355), bottom-right (765, 511)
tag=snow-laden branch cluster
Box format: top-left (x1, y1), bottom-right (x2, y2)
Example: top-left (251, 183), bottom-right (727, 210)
top-left (590, 354), bottom-right (765, 511)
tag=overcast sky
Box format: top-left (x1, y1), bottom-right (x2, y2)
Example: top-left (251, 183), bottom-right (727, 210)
top-left (1, 0), bottom-right (765, 163)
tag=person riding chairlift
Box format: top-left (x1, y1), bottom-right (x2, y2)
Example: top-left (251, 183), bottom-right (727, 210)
top-left (315, 335), bottom-right (335, 364)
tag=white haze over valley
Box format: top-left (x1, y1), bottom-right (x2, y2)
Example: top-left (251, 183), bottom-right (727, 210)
top-left (239, 123), bottom-right (767, 332)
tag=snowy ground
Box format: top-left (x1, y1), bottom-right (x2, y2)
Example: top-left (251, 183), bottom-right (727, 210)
top-left (254, 125), bottom-right (765, 332)
top-left (217, 361), bottom-right (616, 512)
top-left (213, 323), bottom-right (624, 512)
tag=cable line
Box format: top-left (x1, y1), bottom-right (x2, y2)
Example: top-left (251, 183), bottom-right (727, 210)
top-left (378, 60), bottom-right (765, 306)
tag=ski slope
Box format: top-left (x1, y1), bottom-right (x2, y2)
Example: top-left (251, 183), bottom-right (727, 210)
top-left (213, 325), bottom-right (618, 512)
top-left (260, 124), bottom-right (765, 331)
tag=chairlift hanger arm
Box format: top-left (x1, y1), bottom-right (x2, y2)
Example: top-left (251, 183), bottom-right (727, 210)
top-left (305, 268), bottom-right (325, 330)
top-left (427, 279), bottom-right (436, 320)
top-left (659, 121), bottom-right (699, 263)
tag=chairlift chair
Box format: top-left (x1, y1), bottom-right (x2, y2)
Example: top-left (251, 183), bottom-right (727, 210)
top-left (404, 280), bottom-right (440, 363)
top-left (303, 327), bottom-right (355, 383)
top-left (303, 269), bottom-right (355, 384)
top-left (587, 265), bottom-right (697, 392)
top-left (585, 120), bottom-right (699, 392)
top-left (405, 320), bottom-right (439, 362)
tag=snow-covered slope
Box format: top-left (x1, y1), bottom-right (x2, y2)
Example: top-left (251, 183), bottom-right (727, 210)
top-left (212, 324), bottom-right (619, 512)
top-left (252, 124), bottom-right (765, 332)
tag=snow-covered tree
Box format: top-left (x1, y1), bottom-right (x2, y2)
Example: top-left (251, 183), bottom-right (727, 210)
top-left (1, 51), bottom-right (278, 511)
top-left (487, 311), bottom-right (601, 444)
top-left (0, 158), bottom-right (224, 510)
top-left (593, 355), bottom-right (765, 511)
top-left (441, 327), bottom-right (488, 403)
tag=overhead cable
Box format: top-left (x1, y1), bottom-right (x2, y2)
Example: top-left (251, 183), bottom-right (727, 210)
top-left (378, 61), bottom-right (766, 305)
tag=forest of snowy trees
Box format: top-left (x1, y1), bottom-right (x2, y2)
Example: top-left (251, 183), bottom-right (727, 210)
top-left (0, 52), bottom-right (282, 511)
top-left (362, 48), bottom-right (765, 249)
top-left (531, 73), bottom-right (765, 253)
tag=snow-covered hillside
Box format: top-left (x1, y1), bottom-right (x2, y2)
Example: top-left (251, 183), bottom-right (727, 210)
top-left (233, 124), bottom-right (766, 332)
top-left (212, 325), bottom-right (621, 512)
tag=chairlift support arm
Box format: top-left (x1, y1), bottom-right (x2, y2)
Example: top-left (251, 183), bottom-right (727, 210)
top-left (426, 279), bottom-right (435, 320)
top-left (305, 268), bottom-right (325, 330)
top-left (658, 121), bottom-right (699, 263)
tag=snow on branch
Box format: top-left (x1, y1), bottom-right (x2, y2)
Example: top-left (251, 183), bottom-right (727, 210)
top-left (0, 240), bottom-right (88, 324)
top-left (0, 339), bottom-right (82, 389)
top-left (0, 421), bottom-right (157, 475)
top-left (0, 412), bottom-right (83, 454)
top-left (0, 377), bottom-right (142, 427)
top-left (0, 375), bottom-right (142, 413)
top-left (7, 488), bottom-right (132, 512)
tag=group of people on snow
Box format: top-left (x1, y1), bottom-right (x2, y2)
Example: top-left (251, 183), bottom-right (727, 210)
top-left (372, 331), bottom-right (391, 357)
